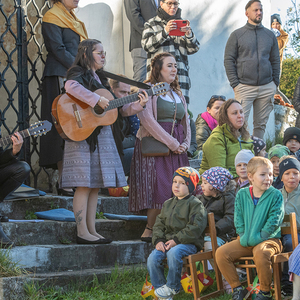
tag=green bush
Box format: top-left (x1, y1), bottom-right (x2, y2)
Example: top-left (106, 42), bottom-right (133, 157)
top-left (280, 56), bottom-right (300, 100)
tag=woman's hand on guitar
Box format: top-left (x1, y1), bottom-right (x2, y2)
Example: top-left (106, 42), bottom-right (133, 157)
top-left (11, 132), bottom-right (23, 156)
top-left (138, 90), bottom-right (148, 107)
top-left (97, 96), bottom-right (110, 109)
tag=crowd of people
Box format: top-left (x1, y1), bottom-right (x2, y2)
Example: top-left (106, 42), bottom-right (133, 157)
top-left (1, 0), bottom-right (300, 298)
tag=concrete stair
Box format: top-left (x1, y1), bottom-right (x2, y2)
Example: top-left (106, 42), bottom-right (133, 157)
top-left (0, 193), bottom-right (151, 299)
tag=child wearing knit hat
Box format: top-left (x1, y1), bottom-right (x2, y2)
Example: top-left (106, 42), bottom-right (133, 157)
top-left (251, 136), bottom-right (267, 157)
top-left (283, 127), bottom-right (300, 161)
top-left (148, 167), bottom-right (207, 300)
top-left (235, 149), bottom-right (255, 194)
top-left (268, 144), bottom-right (290, 189)
top-left (279, 156), bottom-right (300, 296)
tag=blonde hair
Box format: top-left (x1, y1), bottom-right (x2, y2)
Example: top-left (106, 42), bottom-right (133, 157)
top-left (247, 157), bottom-right (273, 175)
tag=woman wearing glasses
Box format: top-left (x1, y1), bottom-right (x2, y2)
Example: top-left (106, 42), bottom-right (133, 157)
top-left (141, 0), bottom-right (199, 104)
top-left (63, 39), bottom-right (148, 244)
top-left (195, 95), bottom-right (226, 151)
top-left (199, 99), bottom-right (253, 179)
top-left (40, 0), bottom-right (88, 195)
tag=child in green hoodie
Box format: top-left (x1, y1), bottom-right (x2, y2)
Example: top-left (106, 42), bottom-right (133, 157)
top-left (215, 157), bottom-right (284, 300)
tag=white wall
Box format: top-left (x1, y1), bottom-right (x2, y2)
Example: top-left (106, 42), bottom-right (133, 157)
top-left (77, 0), bottom-right (275, 140)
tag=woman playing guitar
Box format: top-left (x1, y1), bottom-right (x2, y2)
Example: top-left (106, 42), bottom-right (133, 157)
top-left (62, 39), bottom-right (148, 244)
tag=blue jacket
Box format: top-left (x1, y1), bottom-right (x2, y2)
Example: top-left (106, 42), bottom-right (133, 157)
top-left (235, 186), bottom-right (284, 247)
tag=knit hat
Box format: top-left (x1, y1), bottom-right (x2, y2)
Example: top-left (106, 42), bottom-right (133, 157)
top-left (268, 144), bottom-right (290, 159)
top-left (201, 167), bottom-right (233, 192)
top-left (251, 135), bottom-right (266, 156)
top-left (173, 167), bottom-right (200, 194)
top-left (283, 127), bottom-right (300, 145)
top-left (271, 13), bottom-right (282, 25)
top-left (235, 149), bottom-right (255, 167)
top-left (279, 157), bottom-right (300, 180)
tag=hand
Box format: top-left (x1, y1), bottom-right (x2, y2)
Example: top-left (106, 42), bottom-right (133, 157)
top-left (156, 241), bottom-right (166, 252)
top-left (97, 96), bottom-right (110, 110)
top-left (174, 145), bottom-right (186, 154)
top-left (165, 239), bottom-right (177, 250)
top-left (11, 132), bottom-right (23, 156)
top-left (181, 20), bottom-right (191, 36)
top-left (138, 90), bottom-right (148, 107)
top-left (165, 20), bottom-right (176, 34)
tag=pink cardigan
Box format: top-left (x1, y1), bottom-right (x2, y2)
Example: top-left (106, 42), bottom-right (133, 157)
top-left (136, 93), bottom-right (191, 152)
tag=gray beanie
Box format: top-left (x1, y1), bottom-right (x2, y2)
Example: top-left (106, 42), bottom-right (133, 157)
top-left (271, 13), bottom-right (282, 25)
top-left (235, 150), bottom-right (255, 167)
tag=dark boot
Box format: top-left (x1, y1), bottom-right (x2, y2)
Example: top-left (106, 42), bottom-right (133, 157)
top-left (0, 226), bottom-right (13, 248)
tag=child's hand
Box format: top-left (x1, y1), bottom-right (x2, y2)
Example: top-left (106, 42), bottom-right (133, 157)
top-left (165, 239), bottom-right (177, 250)
top-left (156, 241), bottom-right (166, 252)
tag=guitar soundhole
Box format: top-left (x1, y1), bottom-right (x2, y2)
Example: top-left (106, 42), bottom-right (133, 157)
top-left (94, 104), bottom-right (104, 115)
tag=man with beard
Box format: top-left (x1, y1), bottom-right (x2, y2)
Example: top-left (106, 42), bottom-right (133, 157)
top-left (224, 0), bottom-right (280, 140)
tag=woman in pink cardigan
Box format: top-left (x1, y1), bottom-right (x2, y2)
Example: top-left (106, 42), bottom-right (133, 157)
top-left (129, 52), bottom-right (191, 242)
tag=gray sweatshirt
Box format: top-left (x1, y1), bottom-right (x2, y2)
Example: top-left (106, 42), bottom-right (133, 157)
top-left (224, 22), bottom-right (280, 89)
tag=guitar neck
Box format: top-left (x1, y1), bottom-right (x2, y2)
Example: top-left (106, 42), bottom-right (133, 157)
top-left (105, 88), bottom-right (154, 111)
top-left (0, 129), bottom-right (30, 148)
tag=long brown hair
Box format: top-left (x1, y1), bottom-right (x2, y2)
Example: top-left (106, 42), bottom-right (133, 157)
top-left (218, 99), bottom-right (250, 140)
top-left (145, 52), bottom-right (182, 96)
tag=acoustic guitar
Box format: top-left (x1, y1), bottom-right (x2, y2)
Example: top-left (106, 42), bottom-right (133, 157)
top-left (0, 120), bottom-right (52, 148)
top-left (51, 82), bottom-right (169, 141)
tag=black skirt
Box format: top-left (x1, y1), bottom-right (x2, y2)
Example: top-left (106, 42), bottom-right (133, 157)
top-left (39, 76), bottom-right (64, 169)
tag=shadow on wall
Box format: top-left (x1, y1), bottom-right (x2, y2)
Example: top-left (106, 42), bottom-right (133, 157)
top-left (183, 0), bottom-right (242, 114)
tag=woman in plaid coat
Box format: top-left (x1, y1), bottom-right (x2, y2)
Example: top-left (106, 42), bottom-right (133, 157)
top-left (141, 1), bottom-right (199, 104)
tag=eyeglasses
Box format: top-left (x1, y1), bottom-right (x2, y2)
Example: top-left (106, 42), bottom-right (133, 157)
top-left (93, 51), bottom-right (106, 57)
top-left (210, 95), bottom-right (226, 100)
top-left (163, 1), bottom-right (179, 7)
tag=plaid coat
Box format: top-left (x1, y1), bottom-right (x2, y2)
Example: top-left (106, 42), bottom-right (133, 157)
top-left (141, 15), bottom-right (200, 103)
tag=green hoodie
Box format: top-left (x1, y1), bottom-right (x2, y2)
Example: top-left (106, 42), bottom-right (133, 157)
top-left (199, 123), bottom-right (253, 178)
top-left (235, 186), bottom-right (284, 247)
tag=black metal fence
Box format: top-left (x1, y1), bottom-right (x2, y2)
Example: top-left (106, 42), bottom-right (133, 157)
top-left (0, 0), bottom-right (51, 189)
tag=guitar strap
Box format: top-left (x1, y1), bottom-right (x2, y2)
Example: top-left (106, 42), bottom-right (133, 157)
top-left (101, 70), bottom-right (151, 90)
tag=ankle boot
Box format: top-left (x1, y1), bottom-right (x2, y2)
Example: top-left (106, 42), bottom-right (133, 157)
top-left (0, 226), bottom-right (13, 247)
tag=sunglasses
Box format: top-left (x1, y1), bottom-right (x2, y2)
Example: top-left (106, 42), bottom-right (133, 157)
top-left (163, 1), bottom-right (180, 7)
top-left (210, 95), bottom-right (226, 100)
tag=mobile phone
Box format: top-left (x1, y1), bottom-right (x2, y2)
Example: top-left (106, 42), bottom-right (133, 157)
top-left (169, 20), bottom-right (188, 36)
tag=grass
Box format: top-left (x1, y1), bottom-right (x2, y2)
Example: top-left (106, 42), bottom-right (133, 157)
top-left (24, 266), bottom-right (232, 300)
top-left (0, 247), bottom-right (27, 277)
top-left (25, 210), bottom-right (37, 220)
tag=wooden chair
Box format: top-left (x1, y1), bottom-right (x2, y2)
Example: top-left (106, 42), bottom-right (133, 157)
top-left (234, 212), bottom-right (298, 300)
top-left (183, 212), bottom-right (225, 300)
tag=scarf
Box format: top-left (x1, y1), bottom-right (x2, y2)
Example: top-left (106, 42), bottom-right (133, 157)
top-left (201, 112), bottom-right (218, 131)
top-left (157, 6), bottom-right (181, 21)
top-left (43, 2), bottom-right (88, 41)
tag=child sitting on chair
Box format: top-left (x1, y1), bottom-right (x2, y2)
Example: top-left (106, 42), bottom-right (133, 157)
top-left (215, 157), bottom-right (284, 300)
top-left (279, 156), bottom-right (300, 296)
top-left (147, 167), bottom-right (207, 300)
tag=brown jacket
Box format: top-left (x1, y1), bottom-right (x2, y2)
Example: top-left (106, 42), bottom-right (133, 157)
top-left (277, 29), bottom-right (288, 68)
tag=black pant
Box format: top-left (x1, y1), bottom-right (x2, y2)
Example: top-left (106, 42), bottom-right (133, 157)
top-left (0, 161), bottom-right (30, 201)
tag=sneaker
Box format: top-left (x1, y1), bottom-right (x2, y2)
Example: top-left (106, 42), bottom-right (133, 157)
top-left (154, 285), bottom-right (178, 299)
top-left (232, 287), bottom-right (249, 300)
top-left (281, 284), bottom-right (293, 296)
top-left (255, 290), bottom-right (272, 299)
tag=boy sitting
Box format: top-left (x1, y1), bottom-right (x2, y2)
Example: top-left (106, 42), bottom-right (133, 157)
top-left (216, 157), bottom-right (284, 300)
top-left (283, 127), bottom-right (300, 161)
top-left (279, 156), bottom-right (300, 296)
top-left (268, 144), bottom-right (290, 189)
top-left (147, 167), bottom-right (207, 300)
top-left (234, 149), bottom-right (254, 194)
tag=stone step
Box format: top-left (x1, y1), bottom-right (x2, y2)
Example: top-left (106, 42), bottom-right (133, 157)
top-left (5, 240), bottom-right (153, 273)
top-left (0, 265), bottom-right (146, 300)
top-left (2, 194), bottom-right (130, 220)
top-left (2, 219), bottom-right (146, 246)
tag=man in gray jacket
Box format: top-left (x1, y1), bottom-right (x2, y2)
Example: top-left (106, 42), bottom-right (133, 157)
top-left (224, 0), bottom-right (280, 139)
top-left (124, 0), bottom-right (158, 82)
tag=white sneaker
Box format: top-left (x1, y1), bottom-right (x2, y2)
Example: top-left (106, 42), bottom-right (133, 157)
top-left (154, 285), bottom-right (178, 298)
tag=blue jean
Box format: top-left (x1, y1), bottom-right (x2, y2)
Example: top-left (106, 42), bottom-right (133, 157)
top-left (147, 244), bottom-right (197, 291)
top-left (282, 234), bottom-right (300, 285)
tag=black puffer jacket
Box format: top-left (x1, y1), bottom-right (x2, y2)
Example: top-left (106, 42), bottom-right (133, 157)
top-left (293, 77), bottom-right (300, 128)
top-left (195, 115), bottom-right (211, 151)
top-left (198, 181), bottom-right (236, 242)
